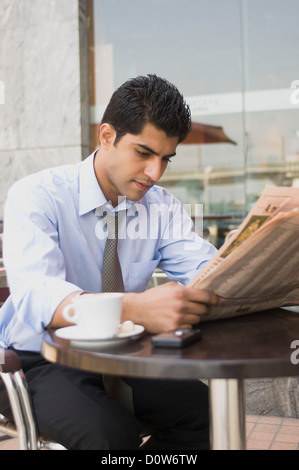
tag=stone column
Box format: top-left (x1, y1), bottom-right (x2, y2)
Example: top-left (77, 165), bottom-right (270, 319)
top-left (0, 0), bottom-right (90, 218)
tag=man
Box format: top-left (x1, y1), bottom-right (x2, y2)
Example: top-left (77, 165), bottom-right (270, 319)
top-left (0, 75), bottom-right (218, 449)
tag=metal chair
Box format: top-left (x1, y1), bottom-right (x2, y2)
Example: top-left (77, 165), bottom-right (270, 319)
top-left (0, 269), bottom-right (66, 449)
top-left (0, 349), bottom-right (65, 450)
top-left (0, 349), bottom-right (38, 449)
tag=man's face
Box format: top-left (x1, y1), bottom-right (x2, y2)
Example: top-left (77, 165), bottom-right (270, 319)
top-left (95, 123), bottom-right (178, 206)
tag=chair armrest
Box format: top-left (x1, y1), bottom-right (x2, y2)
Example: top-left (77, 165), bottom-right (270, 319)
top-left (0, 349), bottom-right (22, 373)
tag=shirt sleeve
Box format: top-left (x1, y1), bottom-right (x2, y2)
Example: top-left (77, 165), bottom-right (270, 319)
top-left (3, 180), bottom-right (82, 334)
top-left (156, 192), bottom-right (218, 285)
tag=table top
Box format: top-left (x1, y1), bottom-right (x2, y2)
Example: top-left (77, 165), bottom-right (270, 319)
top-left (42, 308), bottom-right (299, 381)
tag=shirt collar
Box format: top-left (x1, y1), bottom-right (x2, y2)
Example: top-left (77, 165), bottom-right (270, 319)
top-left (78, 150), bottom-right (136, 216)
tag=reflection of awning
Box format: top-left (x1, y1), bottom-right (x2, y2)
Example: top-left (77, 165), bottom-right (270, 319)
top-left (182, 122), bottom-right (237, 145)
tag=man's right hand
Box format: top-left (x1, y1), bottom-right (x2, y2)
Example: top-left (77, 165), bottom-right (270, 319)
top-left (121, 281), bottom-right (219, 333)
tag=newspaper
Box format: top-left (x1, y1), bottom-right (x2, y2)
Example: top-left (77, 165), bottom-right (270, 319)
top-left (189, 186), bottom-right (299, 321)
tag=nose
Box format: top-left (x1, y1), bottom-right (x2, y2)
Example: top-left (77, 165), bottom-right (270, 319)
top-left (144, 157), bottom-right (163, 182)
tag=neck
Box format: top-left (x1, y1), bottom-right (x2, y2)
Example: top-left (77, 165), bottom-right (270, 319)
top-left (93, 149), bottom-right (119, 206)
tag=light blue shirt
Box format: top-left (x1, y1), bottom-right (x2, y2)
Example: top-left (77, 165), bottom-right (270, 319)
top-left (0, 152), bottom-right (217, 351)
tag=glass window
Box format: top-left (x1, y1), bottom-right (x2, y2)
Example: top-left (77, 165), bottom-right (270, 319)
top-left (243, 0), bottom-right (299, 212)
top-left (88, 0), bottom-right (299, 247)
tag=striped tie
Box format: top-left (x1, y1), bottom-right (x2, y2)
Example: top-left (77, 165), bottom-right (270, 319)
top-left (101, 213), bottom-right (124, 292)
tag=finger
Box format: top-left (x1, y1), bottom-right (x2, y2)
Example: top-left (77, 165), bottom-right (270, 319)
top-left (179, 324), bottom-right (193, 330)
top-left (184, 300), bottom-right (211, 316)
top-left (180, 312), bottom-right (207, 326)
top-left (188, 288), bottom-right (219, 306)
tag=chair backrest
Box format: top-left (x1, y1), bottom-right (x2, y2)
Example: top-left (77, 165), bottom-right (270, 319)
top-left (0, 287), bottom-right (10, 303)
top-left (0, 349), bottom-right (22, 373)
top-left (0, 267), bottom-right (9, 303)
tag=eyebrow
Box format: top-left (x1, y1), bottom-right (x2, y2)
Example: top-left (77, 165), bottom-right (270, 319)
top-left (136, 143), bottom-right (176, 158)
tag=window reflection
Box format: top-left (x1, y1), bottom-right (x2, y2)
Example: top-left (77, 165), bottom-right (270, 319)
top-left (89, 0), bottom-right (299, 248)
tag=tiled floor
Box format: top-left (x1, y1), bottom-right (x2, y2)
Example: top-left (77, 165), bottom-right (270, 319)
top-left (246, 415), bottom-right (299, 450)
top-left (1, 415), bottom-right (299, 450)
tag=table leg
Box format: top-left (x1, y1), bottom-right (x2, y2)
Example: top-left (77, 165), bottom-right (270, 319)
top-left (209, 378), bottom-right (246, 450)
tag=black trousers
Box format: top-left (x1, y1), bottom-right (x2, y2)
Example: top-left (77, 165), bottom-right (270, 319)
top-left (0, 350), bottom-right (210, 450)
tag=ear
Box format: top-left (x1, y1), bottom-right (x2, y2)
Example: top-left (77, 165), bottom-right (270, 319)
top-left (99, 123), bottom-right (116, 147)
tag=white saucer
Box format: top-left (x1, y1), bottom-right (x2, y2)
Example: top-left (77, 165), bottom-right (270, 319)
top-left (55, 324), bottom-right (145, 349)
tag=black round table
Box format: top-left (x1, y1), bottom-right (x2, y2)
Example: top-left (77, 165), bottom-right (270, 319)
top-left (42, 307), bottom-right (299, 450)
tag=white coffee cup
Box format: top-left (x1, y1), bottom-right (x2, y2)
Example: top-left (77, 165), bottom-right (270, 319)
top-left (62, 293), bottom-right (123, 338)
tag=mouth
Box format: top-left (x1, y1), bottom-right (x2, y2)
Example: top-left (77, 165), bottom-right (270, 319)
top-left (133, 180), bottom-right (153, 192)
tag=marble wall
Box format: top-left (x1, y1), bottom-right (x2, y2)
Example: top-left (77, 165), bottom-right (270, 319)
top-left (0, 0), bottom-right (90, 219)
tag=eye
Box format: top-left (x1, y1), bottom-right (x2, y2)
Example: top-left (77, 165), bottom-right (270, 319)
top-left (163, 157), bottom-right (172, 163)
top-left (136, 149), bottom-right (151, 157)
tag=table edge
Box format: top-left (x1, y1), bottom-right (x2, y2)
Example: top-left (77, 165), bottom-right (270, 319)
top-left (41, 335), bottom-right (299, 380)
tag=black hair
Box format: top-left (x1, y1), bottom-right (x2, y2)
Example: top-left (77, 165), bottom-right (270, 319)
top-left (101, 74), bottom-right (191, 145)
